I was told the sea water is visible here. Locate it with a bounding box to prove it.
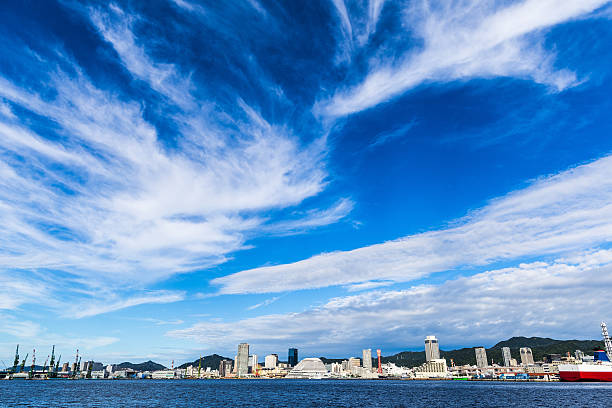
[1,379,611,407]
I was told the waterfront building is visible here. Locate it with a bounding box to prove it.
[265,354,278,369]
[502,347,512,366]
[425,336,440,361]
[575,350,585,361]
[510,358,518,366]
[348,357,360,368]
[381,362,412,378]
[288,348,298,367]
[362,349,372,371]
[475,347,488,368]
[237,343,249,377]
[520,347,535,365]
[414,359,448,379]
[151,370,178,379]
[62,363,69,372]
[286,358,329,379]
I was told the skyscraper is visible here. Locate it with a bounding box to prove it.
[425,336,440,361]
[475,347,488,368]
[502,347,512,366]
[288,348,298,367]
[237,343,249,377]
[265,354,278,369]
[362,349,372,370]
[219,360,232,377]
[520,347,534,365]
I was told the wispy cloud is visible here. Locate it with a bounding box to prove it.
[368,120,417,149]
[247,296,281,310]
[319,0,610,117]
[213,154,612,294]
[0,3,352,316]
[69,291,186,319]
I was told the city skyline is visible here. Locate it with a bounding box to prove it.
[1,0,612,363]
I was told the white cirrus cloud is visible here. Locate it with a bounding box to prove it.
[0,4,351,316]
[213,154,612,294]
[320,0,611,117]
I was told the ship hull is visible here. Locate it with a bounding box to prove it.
[559,365,612,382]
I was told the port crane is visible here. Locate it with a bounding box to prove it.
[20,353,28,373]
[602,322,612,360]
[49,345,55,376]
[30,349,36,379]
[12,345,19,373]
[55,355,61,373]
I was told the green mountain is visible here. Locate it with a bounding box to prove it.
[379,337,604,367]
[116,360,166,371]
[178,354,232,370]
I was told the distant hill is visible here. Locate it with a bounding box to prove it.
[377,337,604,367]
[178,354,232,370]
[116,360,166,371]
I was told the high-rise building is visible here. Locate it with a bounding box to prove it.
[520,347,534,365]
[362,349,372,371]
[250,354,258,373]
[237,343,249,377]
[425,336,440,361]
[475,347,488,368]
[288,348,298,367]
[575,350,585,361]
[265,354,278,369]
[348,357,360,367]
[219,360,232,377]
[502,347,512,366]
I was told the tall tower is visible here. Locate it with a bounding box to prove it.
[376,349,382,374]
[237,343,249,377]
[502,347,512,366]
[362,349,372,371]
[475,347,488,368]
[602,322,612,360]
[424,336,440,361]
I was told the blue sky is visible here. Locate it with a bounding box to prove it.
[1,0,612,366]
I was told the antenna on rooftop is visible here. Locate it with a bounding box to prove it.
[602,322,612,360]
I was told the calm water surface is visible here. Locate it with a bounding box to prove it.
[1,379,611,407]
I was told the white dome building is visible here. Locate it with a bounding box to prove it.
[286,358,329,379]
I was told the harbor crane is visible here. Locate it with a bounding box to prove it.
[49,345,56,375]
[20,353,28,373]
[30,349,36,379]
[55,355,61,373]
[12,345,19,373]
